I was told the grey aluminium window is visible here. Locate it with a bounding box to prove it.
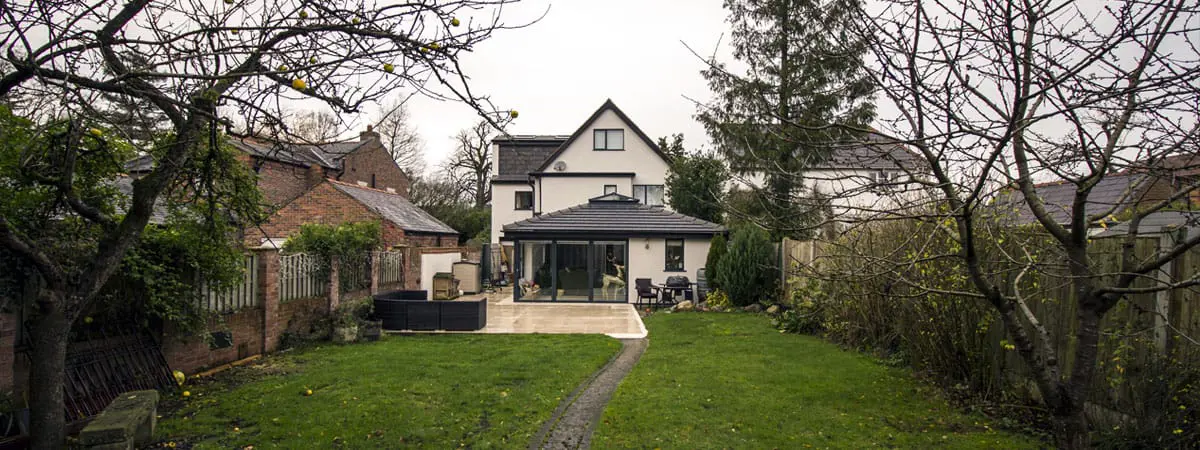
[633,184,665,206]
[665,239,685,271]
[514,191,534,210]
[593,129,624,150]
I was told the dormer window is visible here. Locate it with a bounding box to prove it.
[593,129,624,150]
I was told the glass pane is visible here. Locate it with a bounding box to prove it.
[648,185,665,206]
[556,241,590,301]
[519,241,553,300]
[593,130,605,149]
[593,241,627,302]
[604,185,617,195]
[607,130,624,149]
[665,240,684,271]
[516,191,533,209]
[633,185,647,204]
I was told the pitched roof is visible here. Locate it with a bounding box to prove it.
[328,181,458,235]
[112,176,169,224]
[1094,210,1199,237]
[997,173,1156,224]
[533,99,667,172]
[491,135,567,182]
[822,132,926,171]
[502,194,725,237]
[124,138,371,174]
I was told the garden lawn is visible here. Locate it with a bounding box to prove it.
[156,334,620,449]
[593,313,1045,449]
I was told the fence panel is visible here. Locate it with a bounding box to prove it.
[377,251,404,286]
[198,254,258,313]
[340,253,372,294]
[280,253,327,302]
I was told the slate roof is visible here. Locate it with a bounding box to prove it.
[328,181,458,235]
[1094,211,1200,237]
[112,176,169,224]
[996,173,1157,224]
[821,132,926,171]
[492,135,567,182]
[502,193,726,238]
[124,138,369,173]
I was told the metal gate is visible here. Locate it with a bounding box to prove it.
[60,325,176,420]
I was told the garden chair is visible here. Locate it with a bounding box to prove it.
[635,278,658,306]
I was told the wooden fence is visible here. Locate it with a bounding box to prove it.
[279,253,327,303]
[198,254,258,313]
[377,251,404,286]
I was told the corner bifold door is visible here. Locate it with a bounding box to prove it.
[515,240,627,302]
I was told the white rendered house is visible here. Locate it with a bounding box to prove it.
[490,99,725,303]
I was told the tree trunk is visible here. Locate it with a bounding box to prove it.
[28,293,71,450]
[1054,407,1089,450]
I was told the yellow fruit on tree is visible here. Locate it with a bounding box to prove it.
[352,17,361,25]
[451,18,460,26]
[429,42,440,50]
[88,128,103,137]
[309,57,317,64]
[224,0,233,4]
[182,391,191,397]
[298,10,308,19]
[292,79,307,90]
[277,65,288,71]
[509,110,519,119]
[230,29,239,34]
[383,63,394,73]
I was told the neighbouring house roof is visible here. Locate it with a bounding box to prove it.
[501,193,726,238]
[112,176,169,224]
[124,138,371,173]
[328,180,458,235]
[491,135,567,183]
[532,99,668,172]
[821,132,927,171]
[1093,210,1199,237]
[997,173,1158,225]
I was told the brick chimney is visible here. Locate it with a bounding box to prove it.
[360,125,380,143]
[306,163,326,188]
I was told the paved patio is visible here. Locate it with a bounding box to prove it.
[480,288,647,339]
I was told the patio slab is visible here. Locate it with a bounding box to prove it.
[482,301,647,339]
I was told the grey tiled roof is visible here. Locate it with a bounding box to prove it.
[492,135,567,182]
[329,181,458,235]
[1094,211,1199,237]
[997,173,1154,224]
[125,138,369,173]
[112,176,169,224]
[502,194,726,237]
[823,132,926,170]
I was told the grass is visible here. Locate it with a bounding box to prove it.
[592,313,1046,449]
[155,334,620,449]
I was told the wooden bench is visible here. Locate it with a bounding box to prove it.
[79,390,160,450]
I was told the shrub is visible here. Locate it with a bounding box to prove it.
[705,289,731,310]
[716,225,777,307]
[283,221,382,274]
[704,234,728,290]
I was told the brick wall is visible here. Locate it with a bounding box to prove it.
[161,308,265,375]
[337,139,411,198]
[405,233,460,249]
[250,159,331,208]
[248,182,395,246]
[0,313,14,394]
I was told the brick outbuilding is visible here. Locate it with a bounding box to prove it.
[248,179,459,249]
[128,127,411,208]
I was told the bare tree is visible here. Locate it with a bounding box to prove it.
[285,109,346,143]
[445,120,493,207]
[0,1,523,447]
[375,98,427,176]
[793,1,1200,447]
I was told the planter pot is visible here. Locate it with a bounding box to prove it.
[332,325,359,344]
[360,320,382,342]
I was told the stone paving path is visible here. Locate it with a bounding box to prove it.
[530,338,648,450]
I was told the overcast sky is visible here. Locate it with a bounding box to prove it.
[381,0,734,175]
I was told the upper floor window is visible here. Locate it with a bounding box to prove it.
[604,185,617,195]
[593,129,624,150]
[633,184,664,206]
[515,191,534,210]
